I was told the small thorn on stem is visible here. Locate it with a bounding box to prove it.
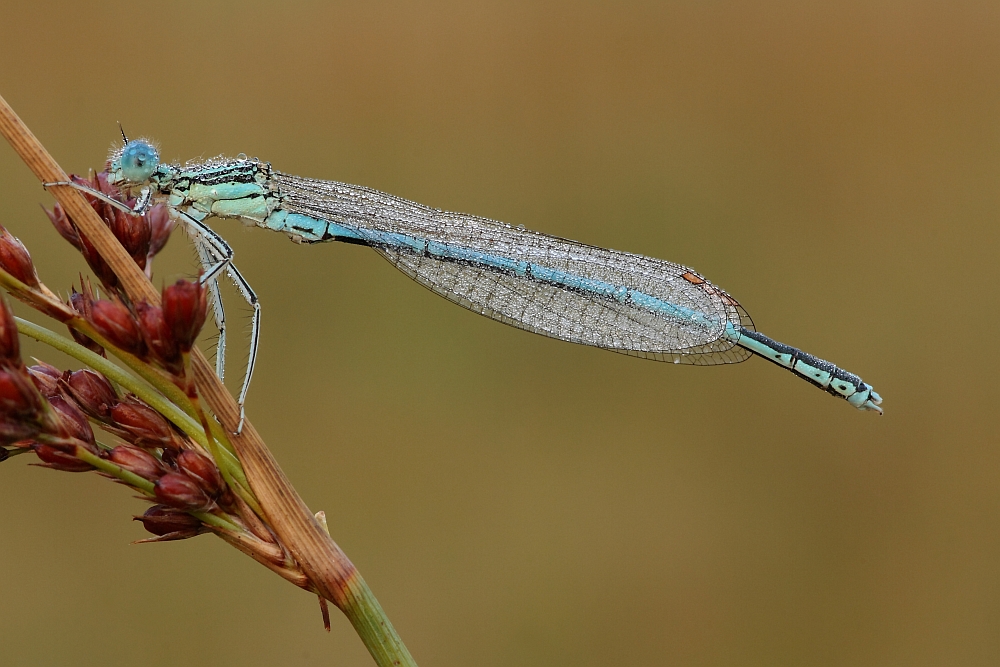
[318,596,331,632]
[314,510,330,536]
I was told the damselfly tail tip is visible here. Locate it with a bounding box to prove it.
[863,389,883,414]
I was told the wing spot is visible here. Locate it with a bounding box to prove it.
[681,271,705,284]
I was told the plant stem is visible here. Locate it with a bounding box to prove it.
[342,575,418,667]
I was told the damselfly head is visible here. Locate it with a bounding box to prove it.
[108,138,160,184]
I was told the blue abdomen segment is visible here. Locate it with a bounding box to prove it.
[735,327,882,412]
[264,210,722,328]
[264,209,346,242]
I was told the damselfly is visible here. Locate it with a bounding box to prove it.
[49,136,883,429]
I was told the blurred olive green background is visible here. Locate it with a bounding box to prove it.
[0,2,997,665]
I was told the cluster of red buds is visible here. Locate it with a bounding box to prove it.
[44,171,173,290]
[0,160,317,618]
[0,173,226,542]
[0,296,226,540]
[68,277,207,379]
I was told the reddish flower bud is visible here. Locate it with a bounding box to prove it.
[78,232,120,292]
[135,302,181,371]
[58,172,156,278]
[146,205,175,260]
[0,297,20,368]
[68,290,105,356]
[89,299,145,357]
[43,203,82,251]
[0,369,42,418]
[110,398,174,448]
[108,207,151,271]
[47,395,96,449]
[64,369,117,420]
[33,443,94,472]
[134,504,204,539]
[154,472,212,511]
[28,361,61,379]
[0,226,40,288]
[48,175,156,292]
[27,364,62,398]
[162,279,206,353]
[108,444,165,481]
[176,449,225,498]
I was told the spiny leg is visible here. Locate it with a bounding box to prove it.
[175,209,259,433]
[222,261,260,434]
[194,238,227,381]
[175,212,233,380]
[43,180,153,215]
[174,210,235,285]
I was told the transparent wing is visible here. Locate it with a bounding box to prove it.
[275,172,754,364]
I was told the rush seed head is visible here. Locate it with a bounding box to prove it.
[42,202,81,251]
[162,279,207,354]
[88,298,145,358]
[0,294,21,367]
[134,301,181,372]
[108,444,166,482]
[64,369,118,420]
[45,171,175,296]
[154,472,212,512]
[0,226,39,289]
[109,398,175,449]
[145,205,174,263]
[176,449,225,499]
[32,443,94,472]
[134,504,205,540]
[47,395,96,448]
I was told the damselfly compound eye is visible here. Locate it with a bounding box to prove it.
[120,140,159,182]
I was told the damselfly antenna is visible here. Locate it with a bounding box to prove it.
[119,122,128,144]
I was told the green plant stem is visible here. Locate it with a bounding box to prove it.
[2,447,31,458]
[341,574,418,667]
